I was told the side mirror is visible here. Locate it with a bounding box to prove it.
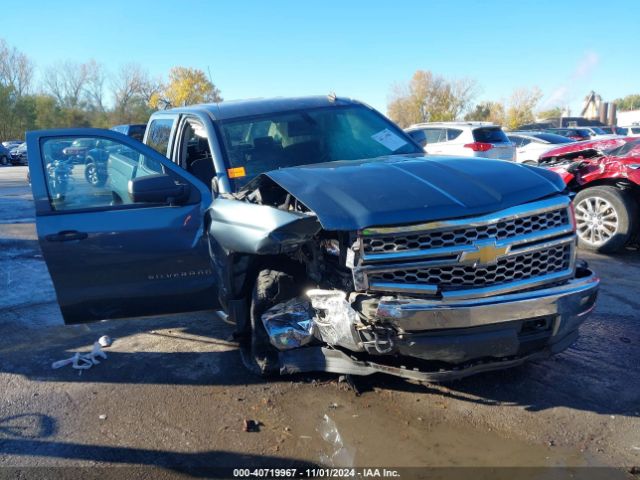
[128,174,189,204]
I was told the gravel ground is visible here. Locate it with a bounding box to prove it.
[0,165,638,479]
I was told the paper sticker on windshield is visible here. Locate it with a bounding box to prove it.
[371,129,407,152]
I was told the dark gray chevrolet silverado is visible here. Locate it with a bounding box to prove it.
[27,96,599,381]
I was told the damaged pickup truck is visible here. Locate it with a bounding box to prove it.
[27,96,599,381]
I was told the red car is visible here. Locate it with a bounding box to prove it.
[539,137,635,163]
[541,138,640,252]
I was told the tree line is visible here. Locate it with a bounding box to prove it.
[387,70,554,129]
[387,70,640,129]
[0,39,222,141]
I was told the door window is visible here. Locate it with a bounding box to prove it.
[41,135,173,211]
[146,118,174,156]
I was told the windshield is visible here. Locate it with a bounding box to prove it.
[589,127,607,135]
[219,105,421,189]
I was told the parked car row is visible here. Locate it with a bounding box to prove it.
[1,140,25,165]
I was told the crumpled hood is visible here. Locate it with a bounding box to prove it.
[265,155,566,231]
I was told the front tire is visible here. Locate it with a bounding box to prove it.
[241,269,303,376]
[84,160,106,187]
[0,155,8,166]
[574,186,638,253]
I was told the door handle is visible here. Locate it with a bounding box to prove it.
[46,230,89,242]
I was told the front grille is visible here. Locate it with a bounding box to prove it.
[353,197,576,298]
[363,208,568,255]
[368,244,571,290]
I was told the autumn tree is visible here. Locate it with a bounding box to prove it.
[536,106,563,120]
[504,87,542,130]
[464,101,505,125]
[151,66,222,109]
[387,70,477,128]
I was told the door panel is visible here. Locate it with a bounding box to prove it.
[27,128,217,324]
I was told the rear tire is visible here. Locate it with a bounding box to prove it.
[574,186,638,253]
[0,155,8,166]
[241,269,303,376]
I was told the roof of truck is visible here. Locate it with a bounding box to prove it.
[162,95,364,121]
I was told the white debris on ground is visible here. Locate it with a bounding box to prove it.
[51,339,111,372]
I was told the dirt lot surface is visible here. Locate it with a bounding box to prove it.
[1,165,639,479]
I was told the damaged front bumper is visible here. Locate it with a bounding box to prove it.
[266,267,599,382]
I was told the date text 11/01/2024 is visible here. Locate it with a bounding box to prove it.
[232,468,400,478]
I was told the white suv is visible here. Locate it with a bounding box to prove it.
[405,122,516,161]
[619,125,640,137]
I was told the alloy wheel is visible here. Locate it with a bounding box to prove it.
[86,164,99,185]
[574,196,619,246]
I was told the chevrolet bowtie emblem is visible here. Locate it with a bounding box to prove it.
[459,239,510,266]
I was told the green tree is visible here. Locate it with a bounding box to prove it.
[151,66,222,109]
[614,94,640,111]
[33,95,61,129]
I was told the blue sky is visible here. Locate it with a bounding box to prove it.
[4,0,639,115]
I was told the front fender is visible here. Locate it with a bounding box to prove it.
[208,198,321,255]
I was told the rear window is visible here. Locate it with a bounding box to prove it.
[473,127,508,143]
[128,125,146,141]
[447,128,463,141]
